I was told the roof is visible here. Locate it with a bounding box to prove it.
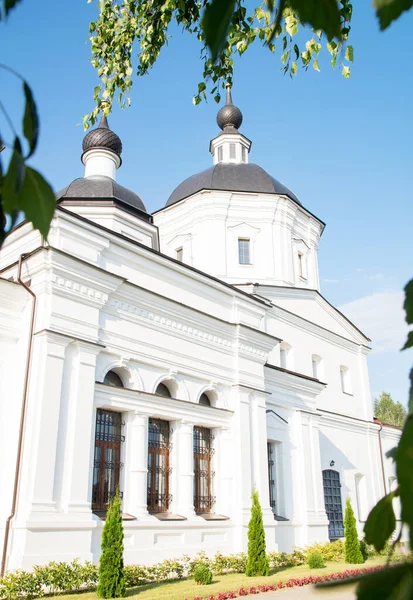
[374,417,402,430]
[56,176,147,214]
[164,163,302,208]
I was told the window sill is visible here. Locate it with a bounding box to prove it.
[151,512,187,521]
[273,514,289,522]
[94,511,137,521]
[238,263,253,267]
[197,513,229,521]
[342,391,354,397]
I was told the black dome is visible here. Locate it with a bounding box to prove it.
[56,176,147,213]
[217,104,243,130]
[82,115,122,158]
[166,163,301,207]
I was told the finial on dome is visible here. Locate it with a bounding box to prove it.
[216,83,243,131]
[82,112,123,159]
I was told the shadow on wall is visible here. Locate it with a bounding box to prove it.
[319,431,356,505]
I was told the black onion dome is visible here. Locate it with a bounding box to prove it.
[56,176,147,213]
[82,115,122,158]
[217,85,243,131]
[166,163,301,207]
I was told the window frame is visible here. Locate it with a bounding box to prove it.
[147,418,172,513]
[238,238,251,265]
[92,409,124,514]
[193,426,215,514]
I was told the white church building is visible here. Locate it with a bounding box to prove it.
[0,87,400,572]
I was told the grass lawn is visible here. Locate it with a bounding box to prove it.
[61,557,390,600]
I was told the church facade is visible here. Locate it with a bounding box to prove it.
[0,88,399,572]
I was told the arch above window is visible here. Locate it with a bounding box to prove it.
[199,393,211,407]
[155,382,172,398]
[104,370,124,388]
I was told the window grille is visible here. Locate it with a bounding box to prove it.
[322,469,344,539]
[218,146,223,162]
[92,409,124,512]
[147,419,172,512]
[238,238,251,264]
[267,442,277,514]
[193,426,215,513]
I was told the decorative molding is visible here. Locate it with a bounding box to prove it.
[51,273,109,305]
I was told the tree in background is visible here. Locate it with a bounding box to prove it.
[374,392,406,428]
[97,491,126,599]
[344,498,364,565]
[246,489,269,577]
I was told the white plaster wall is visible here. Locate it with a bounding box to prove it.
[154,190,323,290]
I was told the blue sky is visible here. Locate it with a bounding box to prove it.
[1,1,412,407]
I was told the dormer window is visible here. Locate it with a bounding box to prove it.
[238,238,251,264]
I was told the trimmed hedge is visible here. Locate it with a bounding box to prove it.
[0,541,392,599]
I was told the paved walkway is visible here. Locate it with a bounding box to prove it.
[256,583,357,599]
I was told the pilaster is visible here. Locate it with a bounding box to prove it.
[175,420,196,518]
[124,412,150,519]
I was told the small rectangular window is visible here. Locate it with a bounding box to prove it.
[176,247,183,262]
[218,146,223,162]
[230,143,236,159]
[298,252,304,278]
[238,238,251,264]
[268,442,277,514]
[242,146,247,163]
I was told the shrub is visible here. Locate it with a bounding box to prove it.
[344,498,364,564]
[0,570,43,600]
[193,564,213,585]
[307,553,325,569]
[245,490,269,577]
[97,491,126,598]
[304,540,345,562]
[359,539,369,563]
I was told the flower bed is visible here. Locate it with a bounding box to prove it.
[183,565,385,600]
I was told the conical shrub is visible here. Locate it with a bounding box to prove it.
[344,498,363,564]
[97,490,126,598]
[245,489,269,577]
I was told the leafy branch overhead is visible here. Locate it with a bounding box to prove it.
[85,0,354,126]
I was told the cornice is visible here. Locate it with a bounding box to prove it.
[318,410,380,435]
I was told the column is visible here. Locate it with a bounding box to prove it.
[175,420,196,518]
[213,427,233,517]
[124,412,150,519]
[57,341,103,515]
[25,331,70,515]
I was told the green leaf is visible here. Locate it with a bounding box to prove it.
[374,0,413,31]
[17,167,55,239]
[202,0,236,62]
[291,61,298,75]
[404,279,413,325]
[396,414,413,548]
[408,368,413,413]
[197,82,206,93]
[342,65,350,78]
[363,492,396,552]
[2,0,23,19]
[23,82,39,158]
[346,44,354,62]
[356,564,413,600]
[403,331,413,350]
[289,0,342,41]
[3,137,25,214]
[313,59,320,72]
[281,50,289,65]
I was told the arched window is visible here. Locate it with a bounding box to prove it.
[280,343,292,370]
[155,382,172,398]
[312,354,323,380]
[199,393,211,407]
[104,370,124,388]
